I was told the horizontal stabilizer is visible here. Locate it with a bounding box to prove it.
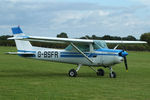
[6,52,35,55]
[8,36,29,40]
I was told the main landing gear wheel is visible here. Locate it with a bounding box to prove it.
[97,69,105,76]
[109,71,116,78]
[68,69,77,77]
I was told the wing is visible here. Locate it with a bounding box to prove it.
[8,35,147,44]
[8,36,93,44]
[105,40,147,44]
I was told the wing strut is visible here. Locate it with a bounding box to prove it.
[70,43,93,63]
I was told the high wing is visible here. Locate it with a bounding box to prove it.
[8,36,93,44]
[105,40,147,44]
[8,35,147,44]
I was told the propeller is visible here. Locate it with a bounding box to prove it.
[124,56,128,72]
[114,39,128,72]
[120,39,128,72]
[119,50,128,72]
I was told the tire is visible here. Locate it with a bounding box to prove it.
[109,72,116,78]
[97,69,104,76]
[68,69,77,77]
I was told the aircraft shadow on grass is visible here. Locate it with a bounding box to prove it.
[0,69,66,77]
[0,69,101,78]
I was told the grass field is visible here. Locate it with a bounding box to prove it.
[0,46,150,100]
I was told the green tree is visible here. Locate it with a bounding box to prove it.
[140,33,150,45]
[0,35,15,46]
[57,32,68,38]
[102,35,111,40]
[122,35,136,41]
[91,35,102,39]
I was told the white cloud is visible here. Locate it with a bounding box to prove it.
[132,0,150,6]
[98,10,110,16]
[139,0,150,4]
[0,0,150,38]
[51,10,109,24]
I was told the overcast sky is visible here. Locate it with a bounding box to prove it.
[0,0,150,38]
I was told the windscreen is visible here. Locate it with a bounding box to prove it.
[65,40,108,52]
[65,44,89,52]
[93,40,108,49]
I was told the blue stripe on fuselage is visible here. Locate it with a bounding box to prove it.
[95,48,122,53]
[60,53,118,58]
[18,50,36,53]
[60,52,89,55]
[60,49,121,58]
[17,50,36,57]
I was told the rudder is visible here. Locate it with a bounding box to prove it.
[11,26,33,51]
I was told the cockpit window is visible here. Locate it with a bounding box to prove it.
[93,40,108,49]
[65,40,108,52]
[65,44,89,52]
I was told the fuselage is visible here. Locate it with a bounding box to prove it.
[19,47,126,67]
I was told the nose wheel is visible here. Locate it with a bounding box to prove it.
[109,72,116,78]
[109,67,116,78]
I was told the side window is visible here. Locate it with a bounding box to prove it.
[78,45,89,52]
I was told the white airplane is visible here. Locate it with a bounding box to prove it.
[8,26,147,78]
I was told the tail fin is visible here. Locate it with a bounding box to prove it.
[11,26,33,51]
[12,26,23,35]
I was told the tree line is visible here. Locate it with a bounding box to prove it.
[0,32,150,51]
